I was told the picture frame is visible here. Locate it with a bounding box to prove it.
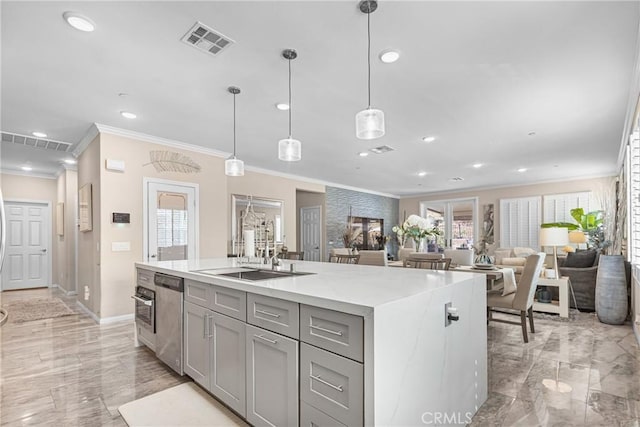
[79,183,92,232]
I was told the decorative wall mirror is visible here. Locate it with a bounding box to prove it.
[231,195,284,255]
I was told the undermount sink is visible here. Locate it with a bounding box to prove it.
[193,267,314,281]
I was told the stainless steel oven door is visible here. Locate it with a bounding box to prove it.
[132,286,155,333]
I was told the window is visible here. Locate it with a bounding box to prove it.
[499,196,541,248]
[630,130,640,264]
[543,191,593,224]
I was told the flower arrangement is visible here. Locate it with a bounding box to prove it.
[392,215,441,249]
[342,226,362,249]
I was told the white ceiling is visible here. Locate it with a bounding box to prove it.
[1,1,639,196]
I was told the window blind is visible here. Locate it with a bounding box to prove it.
[499,196,541,248]
[630,130,640,264]
[543,191,592,224]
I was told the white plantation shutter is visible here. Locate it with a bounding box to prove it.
[630,131,640,264]
[543,192,592,224]
[499,196,541,248]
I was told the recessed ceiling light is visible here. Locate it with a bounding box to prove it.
[275,103,290,111]
[358,152,369,157]
[32,131,47,138]
[422,136,436,143]
[517,168,527,172]
[21,166,32,171]
[418,171,427,177]
[379,49,400,63]
[473,163,483,168]
[63,12,95,32]
[120,111,137,119]
[64,159,77,165]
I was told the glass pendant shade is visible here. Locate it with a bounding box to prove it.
[356,107,385,139]
[225,156,244,176]
[278,138,301,162]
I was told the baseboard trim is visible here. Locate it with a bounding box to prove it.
[76,300,100,324]
[52,284,78,296]
[75,301,134,325]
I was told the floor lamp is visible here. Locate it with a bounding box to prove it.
[539,227,569,303]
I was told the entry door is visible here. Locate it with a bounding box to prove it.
[300,206,321,261]
[146,180,198,262]
[421,198,478,249]
[1,201,51,290]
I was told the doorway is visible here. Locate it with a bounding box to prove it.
[144,179,199,262]
[420,198,478,250]
[1,200,51,290]
[300,206,321,262]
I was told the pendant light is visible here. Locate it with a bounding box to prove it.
[225,86,244,176]
[278,49,301,162]
[356,0,385,140]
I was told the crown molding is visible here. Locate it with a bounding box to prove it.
[72,123,100,158]
[0,169,57,180]
[244,165,400,199]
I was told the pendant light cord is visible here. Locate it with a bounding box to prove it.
[288,57,292,138]
[233,92,237,157]
[367,6,371,109]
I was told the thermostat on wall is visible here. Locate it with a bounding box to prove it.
[112,212,130,223]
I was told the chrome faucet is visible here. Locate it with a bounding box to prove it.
[271,255,281,270]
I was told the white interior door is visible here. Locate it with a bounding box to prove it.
[145,180,198,262]
[1,200,51,290]
[421,198,478,249]
[300,206,321,262]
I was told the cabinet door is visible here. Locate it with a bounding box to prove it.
[211,312,246,417]
[246,324,299,427]
[183,301,211,389]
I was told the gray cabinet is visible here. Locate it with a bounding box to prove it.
[246,324,298,427]
[183,301,246,417]
[184,301,210,389]
[300,304,363,362]
[247,294,299,339]
[185,279,247,321]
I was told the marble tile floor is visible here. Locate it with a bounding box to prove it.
[2,288,639,426]
[470,310,640,426]
[0,288,188,426]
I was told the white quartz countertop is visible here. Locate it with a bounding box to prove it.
[136,258,483,315]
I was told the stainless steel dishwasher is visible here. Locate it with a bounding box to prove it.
[154,272,184,375]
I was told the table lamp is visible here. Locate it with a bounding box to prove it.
[569,230,587,250]
[538,227,568,303]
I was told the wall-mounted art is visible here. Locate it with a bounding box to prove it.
[144,150,201,173]
[79,183,92,232]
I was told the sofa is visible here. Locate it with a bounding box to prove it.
[556,249,600,312]
[491,247,545,281]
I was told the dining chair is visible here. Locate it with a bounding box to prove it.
[486,253,545,343]
[330,254,359,264]
[356,250,387,266]
[280,251,304,260]
[404,257,451,270]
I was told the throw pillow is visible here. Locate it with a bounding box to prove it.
[513,247,536,258]
[564,249,597,268]
[494,249,512,265]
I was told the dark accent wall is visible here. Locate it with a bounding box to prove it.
[325,186,399,258]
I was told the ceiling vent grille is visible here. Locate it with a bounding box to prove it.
[450,177,465,181]
[181,22,234,57]
[369,145,395,154]
[1,131,72,152]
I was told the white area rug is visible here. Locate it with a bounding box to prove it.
[118,382,248,426]
[1,297,75,323]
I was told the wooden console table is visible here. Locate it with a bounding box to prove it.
[533,277,569,318]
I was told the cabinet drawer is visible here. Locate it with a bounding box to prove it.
[247,294,299,339]
[137,268,154,286]
[184,280,246,321]
[300,401,347,427]
[300,305,363,362]
[300,343,363,427]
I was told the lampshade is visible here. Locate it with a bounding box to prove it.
[225,156,244,176]
[356,108,385,139]
[539,227,569,247]
[568,230,587,244]
[278,138,301,162]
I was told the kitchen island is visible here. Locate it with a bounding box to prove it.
[136,258,487,426]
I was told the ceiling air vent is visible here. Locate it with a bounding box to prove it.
[181,22,234,57]
[369,145,395,154]
[1,131,72,152]
[450,177,465,181]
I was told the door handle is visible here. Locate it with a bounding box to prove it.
[41,249,47,253]
[150,254,157,258]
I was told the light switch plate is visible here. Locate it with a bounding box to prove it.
[112,241,131,252]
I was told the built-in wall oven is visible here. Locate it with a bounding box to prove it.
[133,269,156,350]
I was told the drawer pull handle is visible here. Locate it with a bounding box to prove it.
[255,309,281,318]
[309,324,343,337]
[310,374,344,392]
[139,275,149,282]
[254,334,278,344]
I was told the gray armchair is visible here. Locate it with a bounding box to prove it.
[556,252,599,312]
